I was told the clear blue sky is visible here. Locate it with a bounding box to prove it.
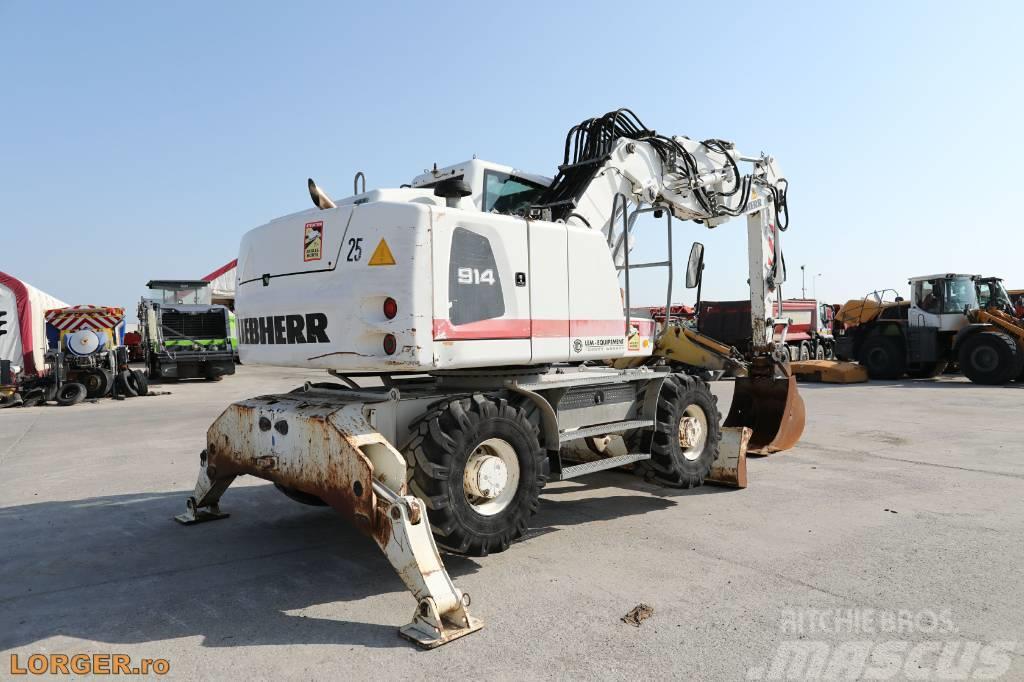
[2,1,1022,313]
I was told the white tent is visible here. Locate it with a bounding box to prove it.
[202,259,237,307]
[0,271,68,375]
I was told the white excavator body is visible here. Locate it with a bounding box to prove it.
[179,110,803,649]
[235,177,654,371]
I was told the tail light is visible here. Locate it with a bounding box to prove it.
[383,297,398,320]
[383,334,397,355]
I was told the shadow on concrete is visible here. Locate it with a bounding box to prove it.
[0,471,719,652]
[0,484,471,651]
[794,378,1023,390]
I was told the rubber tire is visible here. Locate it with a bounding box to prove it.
[22,389,46,407]
[958,332,1021,385]
[56,382,87,406]
[906,360,948,379]
[799,342,811,361]
[274,483,327,506]
[825,343,835,360]
[1,392,23,408]
[406,394,548,557]
[116,370,139,397]
[815,344,825,360]
[628,374,721,488]
[80,368,112,399]
[128,369,148,396]
[859,335,906,380]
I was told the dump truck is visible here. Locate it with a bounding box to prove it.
[176,109,805,646]
[697,298,836,362]
[138,280,236,381]
[834,274,1024,383]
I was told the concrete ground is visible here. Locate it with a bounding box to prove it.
[1,366,1022,680]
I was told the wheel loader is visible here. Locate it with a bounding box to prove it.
[176,109,806,647]
[834,274,1024,383]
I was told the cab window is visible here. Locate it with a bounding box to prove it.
[915,280,940,314]
[483,171,547,214]
[942,277,976,314]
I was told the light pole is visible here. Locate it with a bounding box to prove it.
[801,265,806,298]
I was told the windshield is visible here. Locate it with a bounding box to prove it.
[151,287,212,305]
[941,277,977,314]
[483,170,547,214]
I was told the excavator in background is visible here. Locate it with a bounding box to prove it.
[834,274,1024,384]
[175,109,804,647]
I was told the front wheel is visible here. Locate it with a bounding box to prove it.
[959,332,1021,385]
[406,394,548,557]
[630,375,721,488]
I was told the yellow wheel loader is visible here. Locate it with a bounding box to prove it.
[834,275,1024,384]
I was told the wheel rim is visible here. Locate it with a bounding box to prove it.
[463,438,520,516]
[970,345,999,373]
[84,372,102,392]
[677,404,709,461]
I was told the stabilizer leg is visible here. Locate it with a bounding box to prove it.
[371,480,483,648]
[175,449,236,524]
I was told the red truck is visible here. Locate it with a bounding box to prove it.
[697,298,837,361]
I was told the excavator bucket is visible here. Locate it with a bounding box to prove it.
[724,358,806,454]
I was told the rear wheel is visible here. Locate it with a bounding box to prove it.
[406,394,548,556]
[629,375,721,488]
[859,335,906,379]
[56,382,87,406]
[799,342,811,361]
[80,368,112,399]
[814,343,825,360]
[959,332,1021,385]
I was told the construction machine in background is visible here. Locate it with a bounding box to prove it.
[176,109,805,647]
[138,280,236,381]
[694,297,837,362]
[834,274,1024,384]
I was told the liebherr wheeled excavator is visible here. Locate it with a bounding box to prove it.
[176,110,805,647]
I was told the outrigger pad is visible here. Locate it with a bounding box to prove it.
[174,508,230,525]
[705,426,750,488]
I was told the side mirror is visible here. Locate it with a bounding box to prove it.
[685,242,705,289]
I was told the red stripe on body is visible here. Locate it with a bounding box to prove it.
[433,317,655,341]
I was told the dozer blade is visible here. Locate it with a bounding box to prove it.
[724,364,806,455]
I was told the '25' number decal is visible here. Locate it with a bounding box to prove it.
[346,238,363,262]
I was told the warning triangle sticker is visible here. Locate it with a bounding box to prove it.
[368,239,396,266]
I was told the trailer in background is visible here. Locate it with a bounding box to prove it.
[698,298,837,361]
